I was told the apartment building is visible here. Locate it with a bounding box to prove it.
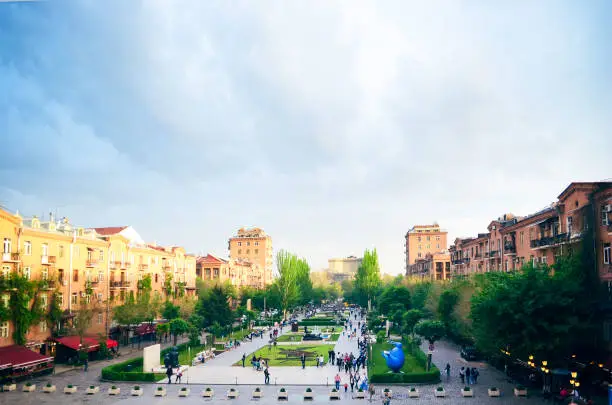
[449,182,612,280]
[228,227,273,286]
[0,208,197,351]
[326,256,362,282]
[196,254,266,289]
[407,251,451,280]
[404,224,447,274]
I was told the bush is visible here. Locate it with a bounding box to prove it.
[369,369,439,384]
[376,330,386,342]
[298,319,340,326]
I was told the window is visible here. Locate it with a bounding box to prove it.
[604,243,611,265]
[417,253,422,258]
[97,293,103,301]
[426,245,430,249]
[40,293,48,308]
[85,294,91,304]
[40,321,47,332]
[1,294,8,308]
[23,267,31,280]
[541,256,547,264]
[24,241,32,256]
[3,238,11,254]
[255,249,259,254]
[71,293,78,305]
[98,313,103,324]
[567,216,573,234]
[255,241,259,246]
[41,268,48,280]
[238,249,241,254]
[436,244,440,249]
[0,321,9,338]
[417,236,421,242]
[58,293,63,307]
[427,236,431,241]
[519,232,524,246]
[42,243,48,257]
[247,242,250,246]
[602,205,610,226]
[418,244,422,250]
[436,236,440,241]
[73,269,79,282]
[59,245,64,258]
[238,242,242,246]
[246,249,250,254]
[98,272,104,282]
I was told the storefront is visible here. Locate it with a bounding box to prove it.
[54,336,118,363]
[0,345,54,383]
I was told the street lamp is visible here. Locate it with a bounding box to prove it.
[542,360,548,367]
[571,371,578,379]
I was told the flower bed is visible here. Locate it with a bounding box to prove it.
[368,341,440,383]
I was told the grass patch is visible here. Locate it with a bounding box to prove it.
[235,344,331,367]
[368,341,440,383]
[276,334,303,342]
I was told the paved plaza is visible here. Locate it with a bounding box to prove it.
[0,312,548,405]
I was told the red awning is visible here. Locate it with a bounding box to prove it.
[55,336,118,351]
[135,324,155,336]
[0,345,53,368]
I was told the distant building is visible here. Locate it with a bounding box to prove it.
[196,254,266,289]
[407,251,451,280]
[327,256,362,282]
[228,227,273,286]
[405,224,448,274]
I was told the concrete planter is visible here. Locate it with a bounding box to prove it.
[488,388,500,397]
[43,384,56,393]
[86,386,100,395]
[108,386,121,395]
[278,389,289,400]
[434,388,446,398]
[408,389,419,398]
[154,387,167,397]
[304,389,314,400]
[22,384,36,392]
[131,387,143,396]
[63,385,77,394]
[330,389,341,400]
[3,384,16,392]
[227,388,239,399]
[355,390,366,399]
[202,388,214,398]
[514,388,527,397]
[462,388,474,397]
[179,388,190,397]
[252,388,263,398]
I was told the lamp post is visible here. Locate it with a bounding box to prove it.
[570,371,579,397]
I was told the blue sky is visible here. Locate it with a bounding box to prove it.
[1,1,611,275]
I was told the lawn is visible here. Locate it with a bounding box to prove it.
[368,342,426,375]
[234,344,332,367]
[276,334,304,342]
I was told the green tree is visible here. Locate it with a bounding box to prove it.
[410,282,432,310]
[162,301,180,320]
[169,318,191,345]
[275,250,302,319]
[354,248,382,307]
[377,285,411,315]
[402,309,423,336]
[414,319,445,344]
[47,291,64,336]
[74,298,101,347]
[197,285,232,327]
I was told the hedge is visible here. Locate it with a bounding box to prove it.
[299,320,341,326]
[101,358,160,382]
[369,369,440,384]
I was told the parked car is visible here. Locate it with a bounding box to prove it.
[460,346,481,361]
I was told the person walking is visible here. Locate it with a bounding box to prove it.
[350,373,355,392]
[368,384,375,402]
[472,367,479,384]
[335,373,341,390]
[301,353,306,369]
[83,357,88,372]
[176,369,183,384]
[166,366,173,384]
[444,363,451,380]
[264,366,270,385]
[459,366,465,384]
[465,367,471,385]
[242,353,246,368]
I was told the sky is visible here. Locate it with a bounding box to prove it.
[1,1,611,275]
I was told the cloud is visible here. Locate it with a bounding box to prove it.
[1,1,611,274]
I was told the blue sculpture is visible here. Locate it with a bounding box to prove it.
[382,341,405,373]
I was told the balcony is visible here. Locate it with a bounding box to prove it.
[110,281,131,289]
[162,265,172,272]
[86,279,100,287]
[488,250,499,258]
[138,263,149,271]
[474,253,482,259]
[530,233,569,249]
[41,255,56,265]
[504,242,516,254]
[122,262,131,269]
[41,280,57,290]
[109,262,118,269]
[2,252,20,263]
[86,259,99,268]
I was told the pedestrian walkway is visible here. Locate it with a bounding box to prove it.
[186,311,367,385]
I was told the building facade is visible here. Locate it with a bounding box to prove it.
[196,253,267,289]
[404,224,448,274]
[228,228,273,286]
[326,256,362,282]
[407,251,451,280]
[0,208,197,351]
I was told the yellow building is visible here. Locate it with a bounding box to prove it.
[404,224,448,274]
[326,256,362,282]
[228,227,273,286]
[0,208,197,350]
[196,254,265,289]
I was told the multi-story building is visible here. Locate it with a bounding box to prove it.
[407,251,451,280]
[228,228,273,286]
[196,254,266,289]
[404,224,448,274]
[327,256,362,282]
[0,208,197,352]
